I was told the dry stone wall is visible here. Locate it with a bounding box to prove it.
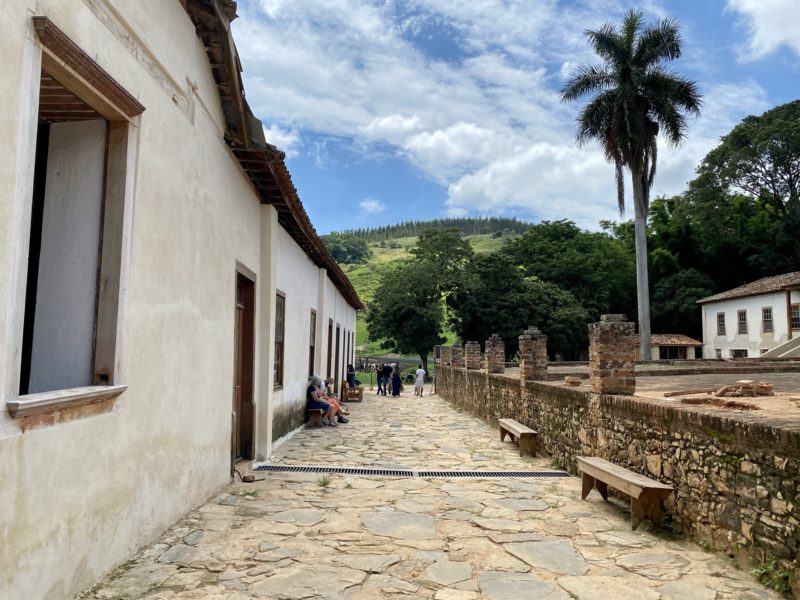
[437,365,800,594]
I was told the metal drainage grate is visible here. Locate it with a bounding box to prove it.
[253,465,569,478]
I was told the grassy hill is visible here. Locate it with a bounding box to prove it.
[340,232,517,356]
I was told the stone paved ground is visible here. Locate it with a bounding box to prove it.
[78,390,778,599]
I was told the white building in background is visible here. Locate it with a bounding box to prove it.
[0,2,360,598]
[698,272,800,359]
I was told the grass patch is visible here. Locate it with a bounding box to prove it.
[751,560,791,595]
[318,474,332,488]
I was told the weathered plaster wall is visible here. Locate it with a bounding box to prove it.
[437,366,800,593]
[0,2,260,598]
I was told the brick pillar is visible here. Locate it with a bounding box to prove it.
[451,344,465,369]
[440,346,452,367]
[519,326,548,381]
[464,341,481,370]
[588,314,636,395]
[485,334,505,373]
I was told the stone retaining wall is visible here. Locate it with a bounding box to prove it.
[437,366,800,595]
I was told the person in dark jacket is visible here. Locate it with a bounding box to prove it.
[391,366,402,397]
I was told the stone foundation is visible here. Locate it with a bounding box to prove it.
[440,346,452,367]
[486,334,505,374]
[436,366,800,596]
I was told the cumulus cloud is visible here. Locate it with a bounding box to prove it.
[233,0,774,228]
[726,0,800,60]
[262,124,301,158]
[359,198,387,214]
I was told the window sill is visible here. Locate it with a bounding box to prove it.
[7,385,127,418]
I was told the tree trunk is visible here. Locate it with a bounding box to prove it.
[632,170,652,361]
[420,354,428,376]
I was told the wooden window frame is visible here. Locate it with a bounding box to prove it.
[761,307,773,333]
[792,304,800,331]
[716,312,726,336]
[737,310,747,335]
[274,292,285,388]
[5,17,144,420]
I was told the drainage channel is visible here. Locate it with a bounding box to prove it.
[253,465,570,479]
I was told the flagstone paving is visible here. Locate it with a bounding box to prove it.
[78,390,778,599]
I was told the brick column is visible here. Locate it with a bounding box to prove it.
[440,346,452,367]
[519,326,548,381]
[485,334,505,373]
[464,341,481,370]
[588,314,636,395]
[451,344,465,369]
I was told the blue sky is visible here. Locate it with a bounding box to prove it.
[232,0,800,233]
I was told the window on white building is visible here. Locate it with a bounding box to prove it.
[762,307,773,332]
[737,310,747,335]
[716,313,726,336]
[792,304,800,331]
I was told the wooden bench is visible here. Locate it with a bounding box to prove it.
[498,418,538,457]
[343,382,363,402]
[577,456,673,530]
[306,408,324,427]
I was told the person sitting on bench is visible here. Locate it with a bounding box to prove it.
[322,377,349,423]
[307,375,337,427]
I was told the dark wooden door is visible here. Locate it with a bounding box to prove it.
[232,273,255,464]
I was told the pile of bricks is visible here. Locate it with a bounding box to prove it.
[485,334,505,374]
[451,344,465,369]
[464,341,481,370]
[588,314,636,396]
[715,380,774,397]
[519,327,547,381]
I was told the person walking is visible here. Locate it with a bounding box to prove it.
[376,363,386,395]
[391,365,402,397]
[381,362,393,396]
[414,364,426,397]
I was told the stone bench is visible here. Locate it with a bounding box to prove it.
[307,408,325,427]
[498,418,538,457]
[577,456,673,530]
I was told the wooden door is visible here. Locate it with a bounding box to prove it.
[232,273,255,464]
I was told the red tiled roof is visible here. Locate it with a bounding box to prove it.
[651,334,702,347]
[697,272,800,305]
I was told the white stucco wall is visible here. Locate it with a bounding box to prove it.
[701,291,800,358]
[1,3,257,598]
[0,4,360,598]
[269,226,357,442]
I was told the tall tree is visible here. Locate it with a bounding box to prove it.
[560,9,701,359]
[366,263,444,371]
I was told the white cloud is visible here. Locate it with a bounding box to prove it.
[262,124,301,158]
[726,0,800,60]
[234,0,769,228]
[359,198,386,214]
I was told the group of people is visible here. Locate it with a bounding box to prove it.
[306,375,350,427]
[376,363,427,397]
[306,362,429,427]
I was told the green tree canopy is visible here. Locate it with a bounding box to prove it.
[501,220,636,321]
[365,262,444,369]
[447,253,590,359]
[321,233,371,264]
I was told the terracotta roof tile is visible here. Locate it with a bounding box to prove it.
[651,334,703,347]
[697,272,800,305]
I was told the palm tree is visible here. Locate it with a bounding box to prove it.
[560,9,701,360]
